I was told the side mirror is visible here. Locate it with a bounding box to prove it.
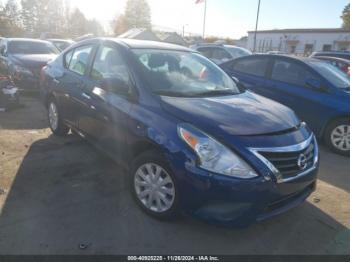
[101,78,131,97]
[305,78,326,92]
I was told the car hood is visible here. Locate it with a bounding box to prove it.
[11,54,57,68]
[160,91,300,136]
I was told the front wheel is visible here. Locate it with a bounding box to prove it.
[325,119,350,156]
[131,150,179,219]
[48,99,69,136]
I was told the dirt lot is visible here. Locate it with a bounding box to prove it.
[0,96,349,255]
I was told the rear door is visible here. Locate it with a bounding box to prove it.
[264,58,331,131]
[224,56,270,91]
[78,42,134,161]
[58,44,96,126]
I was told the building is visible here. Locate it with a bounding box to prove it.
[157,32,188,46]
[118,28,160,41]
[247,28,350,55]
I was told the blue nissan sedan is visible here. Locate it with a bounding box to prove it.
[221,54,350,156]
[40,39,319,226]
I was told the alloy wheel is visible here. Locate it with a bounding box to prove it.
[48,102,58,131]
[331,125,350,151]
[134,163,175,213]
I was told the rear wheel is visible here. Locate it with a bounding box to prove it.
[131,150,179,219]
[48,99,69,136]
[325,119,350,156]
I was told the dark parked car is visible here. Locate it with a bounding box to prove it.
[40,38,318,226]
[314,56,350,76]
[221,54,350,156]
[310,51,350,60]
[0,38,59,91]
[47,39,75,52]
[191,43,252,64]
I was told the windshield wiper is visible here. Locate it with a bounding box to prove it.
[194,89,236,97]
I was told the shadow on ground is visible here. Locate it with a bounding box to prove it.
[0,134,349,255]
[0,96,48,130]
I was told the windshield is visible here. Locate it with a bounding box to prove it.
[225,46,252,58]
[132,49,240,97]
[8,41,59,55]
[309,61,350,90]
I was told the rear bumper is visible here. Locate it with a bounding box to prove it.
[13,74,39,91]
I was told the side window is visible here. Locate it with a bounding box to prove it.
[211,48,231,61]
[90,45,131,93]
[197,47,213,59]
[64,49,74,68]
[68,45,93,76]
[233,58,269,77]
[271,59,316,86]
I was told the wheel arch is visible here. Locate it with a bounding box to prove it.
[321,115,350,139]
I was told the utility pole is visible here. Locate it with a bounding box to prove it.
[203,0,207,39]
[253,0,261,52]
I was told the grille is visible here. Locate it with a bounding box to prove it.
[258,139,315,180]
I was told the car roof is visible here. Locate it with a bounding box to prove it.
[231,54,323,65]
[48,39,74,43]
[6,38,52,44]
[314,56,350,63]
[77,37,191,52]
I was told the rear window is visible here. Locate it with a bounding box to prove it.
[8,41,59,55]
[309,61,350,89]
[233,57,269,77]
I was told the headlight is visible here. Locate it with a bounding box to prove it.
[13,64,33,75]
[178,123,258,179]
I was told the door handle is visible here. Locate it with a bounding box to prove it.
[82,92,91,100]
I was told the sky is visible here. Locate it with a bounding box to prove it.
[69,0,349,39]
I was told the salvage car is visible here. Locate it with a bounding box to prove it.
[40,38,319,226]
[313,56,350,76]
[221,54,350,156]
[191,43,252,64]
[47,39,75,52]
[0,38,59,91]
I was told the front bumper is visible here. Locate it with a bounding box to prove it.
[167,129,319,227]
[176,164,317,227]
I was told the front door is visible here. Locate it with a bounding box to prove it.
[78,43,134,161]
[264,58,330,132]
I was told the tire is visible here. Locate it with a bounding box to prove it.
[47,99,69,136]
[324,118,350,156]
[130,150,179,220]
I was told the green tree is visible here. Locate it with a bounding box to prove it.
[124,0,151,30]
[341,3,350,28]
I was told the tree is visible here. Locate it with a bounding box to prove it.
[341,3,350,28]
[67,8,88,37]
[4,0,22,27]
[87,19,105,37]
[124,0,151,30]
[0,0,23,36]
[21,0,39,35]
[113,14,128,35]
